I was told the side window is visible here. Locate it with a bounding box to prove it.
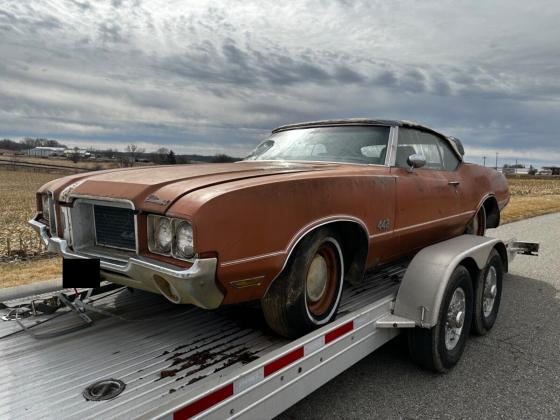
[417,132,444,170]
[396,128,459,171]
[436,137,460,170]
[396,128,443,170]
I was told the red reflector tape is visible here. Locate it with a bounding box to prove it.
[325,321,354,344]
[264,347,304,377]
[174,383,234,420]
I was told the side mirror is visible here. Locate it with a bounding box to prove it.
[407,154,426,172]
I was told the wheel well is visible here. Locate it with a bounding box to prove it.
[459,257,480,290]
[459,243,508,300]
[327,222,369,285]
[493,242,509,273]
[482,196,500,228]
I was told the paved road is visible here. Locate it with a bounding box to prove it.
[279,213,560,419]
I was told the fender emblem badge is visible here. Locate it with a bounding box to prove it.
[145,194,171,206]
[377,219,390,231]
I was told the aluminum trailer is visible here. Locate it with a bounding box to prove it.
[0,235,538,419]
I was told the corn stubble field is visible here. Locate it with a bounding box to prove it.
[1,169,560,288]
[0,170,63,287]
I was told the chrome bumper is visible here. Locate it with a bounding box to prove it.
[28,218,224,309]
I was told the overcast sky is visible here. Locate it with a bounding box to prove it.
[1,0,559,166]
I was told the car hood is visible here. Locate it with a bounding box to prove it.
[51,161,338,213]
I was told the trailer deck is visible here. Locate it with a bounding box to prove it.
[0,261,408,419]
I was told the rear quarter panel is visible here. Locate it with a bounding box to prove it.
[456,163,510,220]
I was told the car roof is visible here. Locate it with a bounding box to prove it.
[271,118,463,161]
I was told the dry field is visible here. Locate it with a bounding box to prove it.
[501,177,560,223]
[0,170,63,288]
[0,155,119,170]
[1,170,559,288]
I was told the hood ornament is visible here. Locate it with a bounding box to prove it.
[145,194,170,206]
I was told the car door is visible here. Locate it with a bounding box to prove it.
[390,127,461,253]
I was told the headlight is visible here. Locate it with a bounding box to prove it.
[148,215,195,260]
[42,194,50,221]
[148,215,173,254]
[155,217,173,252]
[173,220,194,259]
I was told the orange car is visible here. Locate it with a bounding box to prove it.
[29,119,509,337]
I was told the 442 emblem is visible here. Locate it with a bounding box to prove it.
[377,218,390,231]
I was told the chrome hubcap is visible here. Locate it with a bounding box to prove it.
[483,266,498,318]
[306,254,328,302]
[445,287,466,350]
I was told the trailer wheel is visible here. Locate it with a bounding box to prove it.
[408,265,473,372]
[261,228,344,338]
[472,249,503,335]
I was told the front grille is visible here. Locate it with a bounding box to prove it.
[94,205,136,251]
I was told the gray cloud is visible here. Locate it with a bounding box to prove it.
[98,21,127,43]
[0,0,558,166]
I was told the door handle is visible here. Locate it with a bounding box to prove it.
[448,181,460,186]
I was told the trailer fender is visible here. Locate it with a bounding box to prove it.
[393,235,504,328]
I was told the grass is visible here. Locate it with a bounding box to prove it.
[1,170,559,288]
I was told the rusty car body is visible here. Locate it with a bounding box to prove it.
[29,119,509,337]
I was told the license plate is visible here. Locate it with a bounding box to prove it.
[63,258,100,289]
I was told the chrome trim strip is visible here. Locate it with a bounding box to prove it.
[220,251,286,267]
[386,126,398,167]
[238,159,387,167]
[393,210,475,234]
[369,231,394,239]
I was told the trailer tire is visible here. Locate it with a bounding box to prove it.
[472,249,503,336]
[261,228,344,338]
[408,265,473,373]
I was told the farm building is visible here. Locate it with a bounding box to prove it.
[542,166,560,176]
[26,146,66,157]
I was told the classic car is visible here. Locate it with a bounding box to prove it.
[29,119,509,337]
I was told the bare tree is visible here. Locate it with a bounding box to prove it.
[125,144,145,165]
[154,147,170,164]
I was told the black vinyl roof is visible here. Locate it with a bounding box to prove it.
[271,118,463,160]
[273,118,437,133]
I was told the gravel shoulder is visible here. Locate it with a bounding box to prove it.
[279,212,560,419]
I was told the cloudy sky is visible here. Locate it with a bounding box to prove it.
[1,0,559,166]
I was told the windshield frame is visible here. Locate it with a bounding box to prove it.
[243,124,397,167]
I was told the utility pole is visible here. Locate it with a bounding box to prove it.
[483,156,486,166]
[495,152,499,170]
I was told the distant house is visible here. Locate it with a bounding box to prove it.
[542,166,560,176]
[26,147,66,157]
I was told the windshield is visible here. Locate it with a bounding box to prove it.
[244,126,391,164]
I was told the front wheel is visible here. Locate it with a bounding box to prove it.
[261,228,344,338]
[408,265,473,372]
